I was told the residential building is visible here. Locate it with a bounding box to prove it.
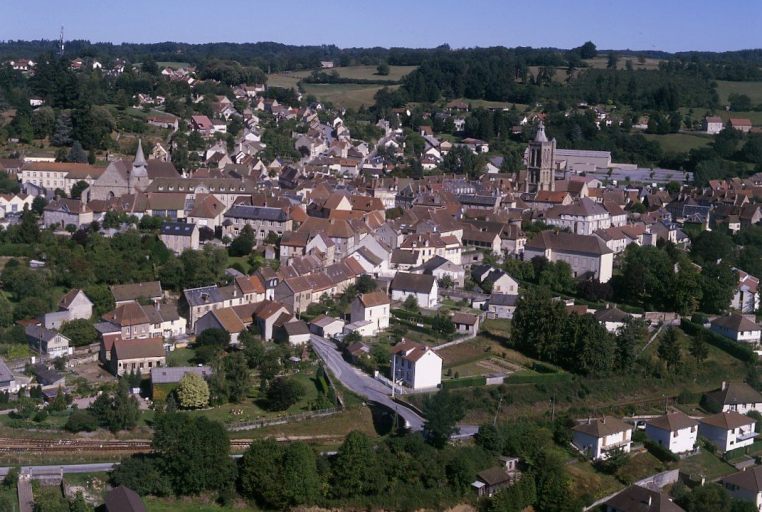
[0,357,17,392]
[350,291,390,336]
[43,289,93,330]
[43,198,94,228]
[111,281,163,305]
[644,411,698,454]
[471,457,521,497]
[572,416,633,460]
[452,312,480,336]
[732,268,760,314]
[545,197,612,235]
[309,315,345,338]
[222,205,292,243]
[524,231,614,283]
[390,272,439,308]
[594,307,632,334]
[109,337,166,376]
[391,339,442,389]
[159,221,199,254]
[486,293,519,319]
[722,466,762,511]
[25,324,72,359]
[710,314,761,346]
[730,118,753,133]
[699,412,756,452]
[100,300,185,340]
[703,382,762,415]
[705,116,724,135]
[104,485,147,512]
[604,485,685,512]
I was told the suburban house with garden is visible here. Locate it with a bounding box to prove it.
[572,416,633,460]
[698,411,757,453]
[644,411,698,454]
[391,339,442,390]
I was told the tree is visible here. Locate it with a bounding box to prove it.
[422,388,465,448]
[225,351,250,403]
[65,409,98,432]
[67,141,88,163]
[195,328,230,349]
[700,263,736,314]
[512,287,567,364]
[437,275,454,290]
[658,327,682,372]
[265,377,305,411]
[69,180,89,200]
[691,230,735,266]
[616,318,647,371]
[229,225,255,256]
[330,431,384,498]
[60,319,99,347]
[69,492,93,512]
[176,372,210,409]
[356,274,378,294]
[690,331,709,367]
[403,295,419,313]
[32,195,47,215]
[88,379,139,431]
[578,41,597,59]
[152,414,235,495]
[376,62,390,76]
[110,454,171,496]
[51,112,73,146]
[431,314,456,337]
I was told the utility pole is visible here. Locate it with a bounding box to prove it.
[58,26,65,57]
[391,353,396,399]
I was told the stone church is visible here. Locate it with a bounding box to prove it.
[85,141,179,201]
[524,122,556,193]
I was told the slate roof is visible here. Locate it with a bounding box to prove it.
[704,382,762,407]
[390,272,436,294]
[722,465,762,493]
[526,230,612,256]
[0,358,13,385]
[104,485,147,512]
[160,222,195,237]
[111,282,162,303]
[224,204,287,222]
[184,285,225,307]
[150,366,211,384]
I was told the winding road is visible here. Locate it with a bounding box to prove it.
[310,334,478,438]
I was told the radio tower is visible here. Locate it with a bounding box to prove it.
[58,26,65,57]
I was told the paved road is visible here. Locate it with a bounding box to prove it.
[310,334,479,439]
[0,462,117,478]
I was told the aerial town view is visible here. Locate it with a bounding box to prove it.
[0,0,762,510]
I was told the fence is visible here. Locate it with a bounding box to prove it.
[227,408,340,432]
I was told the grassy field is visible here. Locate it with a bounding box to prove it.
[584,55,664,71]
[266,73,301,89]
[166,347,196,367]
[679,450,736,480]
[643,133,713,153]
[301,83,398,109]
[566,460,623,501]
[328,65,417,82]
[228,404,376,440]
[716,80,762,105]
[145,496,251,512]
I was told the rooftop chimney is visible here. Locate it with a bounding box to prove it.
[722,381,728,391]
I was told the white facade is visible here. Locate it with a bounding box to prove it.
[350,299,390,336]
[392,349,442,389]
[699,416,756,453]
[645,424,697,454]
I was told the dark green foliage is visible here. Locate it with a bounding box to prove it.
[110,454,171,496]
[88,379,139,432]
[265,377,305,411]
[152,413,235,495]
[657,327,682,372]
[330,430,385,498]
[64,409,98,432]
[681,320,755,363]
[228,225,255,256]
[422,389,466,448]
[59,319,98,347]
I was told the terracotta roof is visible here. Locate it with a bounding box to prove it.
[358,291,390,308]
[211,307,246,333]
[112,337,165,360]
[59,289,87,310]
[451,312,478,325]
[102,302,150,327]
[111,282,162,303]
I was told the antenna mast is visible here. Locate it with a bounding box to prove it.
[58,26,65,57]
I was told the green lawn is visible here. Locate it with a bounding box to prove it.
[328,65,417,82]
[643,133,712,154]
[145,496,251,512]
[679,450,736,480]
[716,80,762,105]
[266,73,301,89]
[166,347,196,367]
[301,83,399,110]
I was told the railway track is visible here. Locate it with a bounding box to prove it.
[0,435,344,454]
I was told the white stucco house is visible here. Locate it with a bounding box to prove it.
[644,411,698,454]
[390,272,438,308]
[699,412,756,453]
[350,291,390,336]
[572,416,633,461]
[391,339,442,390]
[711,314,761,347]
[43,289,93,330]
[309,315,345,338]
[722,466,762,511]
[703,382,762,415]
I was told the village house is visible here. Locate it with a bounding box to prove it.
[350,291,390,336]
[43,198,94,229]
[391,339,442,390]
[111,281,163,305]
[710,314,761,346]
[452,312,480,336]
[722,466,762,511]
[0,193,33,216]
[603,485,685,512]
[703,382,762,415]
[159,221,199,254]
[25,324,72,359]
[732,268,760,314]
[593,307,632,334]
[730,118,753,133]
[705,116,724,135]
[99,300,186,341]
[194,303,258,345]
[276,319,311,345]
[471,456,521,497]
[486,293,519,320]
[43,289,93,330]
[390,272,439,308]
[544,197,612,235]
[699,411,756,452]
[109,337,166,376]
[524,231,614,283]
[0,358,17,393]
[644,411,698,454]
[222,205,292,243]
[572,416,633,460]
[309,315,345,339]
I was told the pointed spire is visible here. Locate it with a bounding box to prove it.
[534,122,548,143]
[133,139,147,168]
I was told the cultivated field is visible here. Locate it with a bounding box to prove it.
[643,133,713,153]
[716,80,762,105]
[301,83,400,109]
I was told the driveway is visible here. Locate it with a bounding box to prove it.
[310,334,479,439]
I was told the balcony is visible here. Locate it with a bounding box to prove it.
[602,440,631,451]
[736,431,757,442]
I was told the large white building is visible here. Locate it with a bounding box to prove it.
[524,231,614,283]
[699,412,756,453]
[572,416,633,461]
[350,291,390,336]
[644,411,698,454]
[544,198,611,235]
[391,339,442,390]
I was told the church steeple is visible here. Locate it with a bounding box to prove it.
[129,139,150,193]
[525,122,556,193]
[133,139,147,172]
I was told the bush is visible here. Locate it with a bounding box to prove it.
[441,376,485,389]
[644,440,679,462]
[265,377,305,411]
[677,389,700,405]
[65,409,98,432]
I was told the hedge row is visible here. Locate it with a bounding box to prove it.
[644,440,679,462]
[441,376,487,389]
[680,320,756,363]
[505,372,572,386]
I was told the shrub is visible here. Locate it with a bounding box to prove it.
[65,409,98,432]
[644,440,679,462]
[265,377,305,411]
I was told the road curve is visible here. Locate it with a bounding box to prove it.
[310,334,426,431]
